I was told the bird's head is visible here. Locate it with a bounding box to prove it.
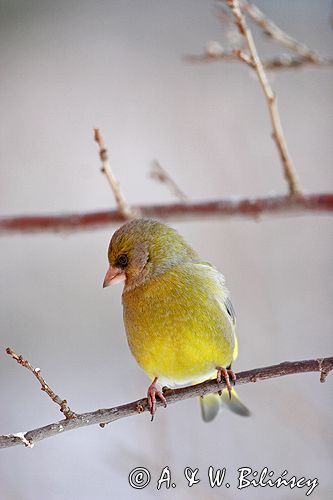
[103,218,197,290]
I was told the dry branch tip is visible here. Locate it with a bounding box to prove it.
[150,161,188,201]
[6,347,76,420]
[94,128,135,219]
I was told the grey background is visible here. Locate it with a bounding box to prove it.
[1,1,332,499]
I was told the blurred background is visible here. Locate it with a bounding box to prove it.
[1,0,332,498]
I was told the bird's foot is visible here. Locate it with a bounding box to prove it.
[216,366,236,399]
[147,377,167,421]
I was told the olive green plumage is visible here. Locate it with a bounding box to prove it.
[105,218,249,421]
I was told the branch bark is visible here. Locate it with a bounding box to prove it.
[1,193,332,234]
[1,356,332,450]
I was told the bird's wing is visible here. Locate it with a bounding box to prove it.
[192,261,238,361]
[193,261,236,326]
[224,296,236,326]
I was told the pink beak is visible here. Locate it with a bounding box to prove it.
[103,266,125,288]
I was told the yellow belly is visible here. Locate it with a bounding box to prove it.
[128,326,234,387]
[122,264,236,386]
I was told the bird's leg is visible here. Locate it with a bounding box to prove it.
[216,365,236,399]
[147,377,167,421]
[226,364,236,386]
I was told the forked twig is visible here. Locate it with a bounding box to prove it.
[186,1,333,70]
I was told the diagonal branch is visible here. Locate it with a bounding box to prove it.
[226,0,301,196]
[0,193,332,234]
[243,1,320,60]
[6,348,76,420]
[1,356,332,450]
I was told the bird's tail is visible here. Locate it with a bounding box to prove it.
[200,388,250,422]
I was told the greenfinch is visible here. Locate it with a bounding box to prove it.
[103,218,249,421]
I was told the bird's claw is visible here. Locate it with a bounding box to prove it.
[147,377,167,421]
[216,366,236,399]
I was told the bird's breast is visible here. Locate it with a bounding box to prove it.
[122,266,235,384]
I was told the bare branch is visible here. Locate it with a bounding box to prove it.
[6,348,76,420]
[94,128,134,219]
[243,1,320,60]
[226,0,301,196]
[185,50,333,70]
[1,356,332,450]
[263,53,333,70]
[186,1,333,70]
[150,161,188,201]
[0,193,332,234]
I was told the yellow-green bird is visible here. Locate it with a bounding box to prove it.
[103,218,249,421]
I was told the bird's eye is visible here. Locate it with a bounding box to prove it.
[116,254,128,268]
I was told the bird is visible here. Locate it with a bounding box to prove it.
[103,218,250,421]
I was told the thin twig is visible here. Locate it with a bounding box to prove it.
[6,348,76,420]
[184,42,238,65]
[185,50,333,70]
[0,193,332,234]
[243,1,319,61]
[94,128,134,219]
[1,356,332,449]
[226,0,301,196]
[150,161,188,201]
[263,54,333,70]
[233,48,255,67]
[186,1,333,70]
